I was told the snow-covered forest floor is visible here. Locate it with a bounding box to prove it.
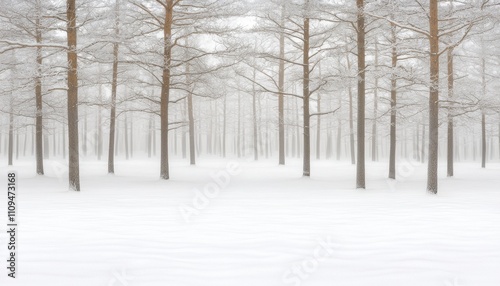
[1,158,500,286]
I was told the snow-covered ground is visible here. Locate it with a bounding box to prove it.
[1,157,500,286]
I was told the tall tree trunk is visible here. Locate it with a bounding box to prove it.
[316,93,321,160]
[389,22,397,180]
[278,2,286,165]
[295,95,300,158]
[152,115,156,156]
[237,83,241,158]
[372,40,379,162]
[182,98,187,159]
[347,56,355,165]
[302,14,311,177]
[222,95,227,157]
[336,118,342,160]
[108,0,120,174]
[160,0,173,180]
[252,68,258,161]
[8,92,14,166]
[44,134,49,159]
[16,131,19,160]
[482,112,486,168]
[97,84,103,160]
[31,125,34,156]
[124,112,129,160]
[67,0,80,191]
[35,5,44,174]
[481,55,487,168]
[356,0,366,188]
[416,123,420,162]
[23,127,28,157]
[63,123,66,159]
[130,112,134,158]
[148,115,153,158]
[257,92,263,157]
[52,127,56,157]
[427,0,439,194]
[447,48,454,177]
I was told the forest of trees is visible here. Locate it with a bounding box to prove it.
[0,0,499,193]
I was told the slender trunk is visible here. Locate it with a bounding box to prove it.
[35,6,44,174]
[8,92,14,166]
[389,22,397,180]
[108,0,120,174]
[303,14,311,177]
[148,115,152,158]
[67,0,80,191]
[237,84,241,158]
[130,112,133,158]
[31,125,34,156]
[97,84,103,160]
[347,56,355,165]
[295,95,300,158]
[160,0,173,180]
[447,48,454,177]
[372,40,379,162]
[52,127,56,157]
[252,68,258,161]
[152,116,156,156]
[115,120,120,156]
[222,95,227,157]
[124,112,129,160]
[16,131,19,160]
[182,98,187,159]
[427,0,439,194]
[316,93,321,160]
[23,127,27,157]
[278,2,286,165]
[63,124,66,159]
[356,0,366,188]
[416,123,420,162]
[44,134,49,159]
[257,92,263,157]
[482,112,486,168]
[336,118,342,160]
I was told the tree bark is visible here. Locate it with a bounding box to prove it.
[356,0,366,188]
[302,13,311,177]
[372,40,379,162]
[316,92,321,160]
[252,68,258,161]
[389,22,397,180]
[427,0,439,194]
[67,0,81,191]
[347,57,355,165]
[8,92,14,166]
[482,112,486,168]
[447,48,454,177]
[278,2,286,165]
[124,111,129,160]
[108,0,120,174]
[160,0,173,180]
[35,6,44,174]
